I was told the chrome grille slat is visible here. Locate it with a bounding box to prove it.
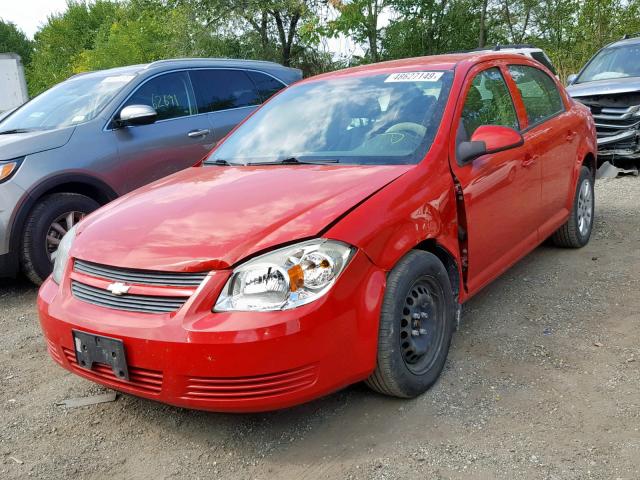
[577,101,640,146]
[74,259,207,287]
[72,286,185,309]
[71,281,187,314]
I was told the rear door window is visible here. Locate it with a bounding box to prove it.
[246,71,287,102]
[190,69,261,113]
[507,65,564,126]
[460,67,519,139]
[122,72,194,121]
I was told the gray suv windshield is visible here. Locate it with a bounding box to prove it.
[207,71,453,165]
[0,73,135,132]
[578,44,640,83]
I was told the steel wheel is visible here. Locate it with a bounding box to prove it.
[399,276,446,376]
[46,211,85,261]
[366,250,455,398]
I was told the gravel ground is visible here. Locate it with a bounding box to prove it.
[1,176,639,480]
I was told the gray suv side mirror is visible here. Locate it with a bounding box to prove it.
[566,74,578,85]
[117,105,158,127]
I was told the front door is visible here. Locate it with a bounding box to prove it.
[111,71,216,193]
[449,64,542,294]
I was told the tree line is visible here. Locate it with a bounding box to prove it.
[1,0,640,97]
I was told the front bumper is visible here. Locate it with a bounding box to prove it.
[0,180,27,275]
[37,250,386,412]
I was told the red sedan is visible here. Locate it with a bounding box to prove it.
[38,52,597,412]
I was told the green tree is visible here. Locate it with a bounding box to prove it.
[184,0,322,66]
[27,0,123,95]
[328,0,389,62]
[0,20,33,64]
[75,0,196,71]
[381,0,484,59]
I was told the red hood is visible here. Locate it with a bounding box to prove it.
[73,165,410,271]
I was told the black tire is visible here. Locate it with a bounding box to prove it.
[366,251,455,398]
[21,193,100,285]
[551,166,594,248]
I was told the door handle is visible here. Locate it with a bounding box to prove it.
[187,129,210,138]
[522,154,539,168]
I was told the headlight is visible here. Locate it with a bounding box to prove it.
[214,239,355,312]
[52,225,77,284]
[0,157,24,183]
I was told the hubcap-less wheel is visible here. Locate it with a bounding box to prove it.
[399,277,446,375]
[46,211,85,261]
[576,178,593,236]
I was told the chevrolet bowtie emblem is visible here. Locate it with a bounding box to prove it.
[107,282,130,296]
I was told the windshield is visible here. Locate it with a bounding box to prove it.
[578,44,640,83]
[0,73,136,132]
[206,71,453,165]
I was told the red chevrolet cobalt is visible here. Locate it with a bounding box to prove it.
[38,53,597,412]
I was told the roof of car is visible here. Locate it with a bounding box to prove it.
[306,51,529,81]
[68,58,299,82]
[606,36,640,48]
[144,57,293,71]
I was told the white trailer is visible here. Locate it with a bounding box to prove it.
[0,53,28,114]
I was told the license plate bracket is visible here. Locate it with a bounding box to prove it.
[72,330,129,381]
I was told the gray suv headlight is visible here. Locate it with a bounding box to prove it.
[52,226,77,284]
[214,239,354,312]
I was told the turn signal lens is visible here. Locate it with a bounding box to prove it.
[0,162,18,182]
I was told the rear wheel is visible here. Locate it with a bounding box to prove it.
[551,166,594,248]
[21,193,100,285]
[366,251,455,398]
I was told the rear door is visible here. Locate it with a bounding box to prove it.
[449,64,542,294]
[111,71,216,193]
[189,69,267,142]
[506,64,578,236]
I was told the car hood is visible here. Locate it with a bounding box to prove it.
[73,164,412,272]
[0,126,75,160]
[567,76,640,98]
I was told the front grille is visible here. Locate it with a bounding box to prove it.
[63,347,163,394]
[182,364,318,401]
[580,103,640,148]
[71,280,188,314]
[74,259,207,287]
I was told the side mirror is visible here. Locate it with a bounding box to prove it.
[566,74,578,85]
[458,125,524,164]
[116,104,158,127]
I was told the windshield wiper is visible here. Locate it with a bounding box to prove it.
[246,157,340,165]
[0,128,39,135]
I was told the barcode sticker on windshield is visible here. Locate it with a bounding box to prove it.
[385,72,444,83]
[101,75,135,84]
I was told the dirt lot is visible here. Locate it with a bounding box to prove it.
[1,176,639,480]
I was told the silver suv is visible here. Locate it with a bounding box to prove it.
[0,58,301,284]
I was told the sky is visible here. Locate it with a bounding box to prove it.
[1,0,68,38]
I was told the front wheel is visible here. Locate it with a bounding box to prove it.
[551,166,594,248]
[21,193,100,285]
[366,251,455,398]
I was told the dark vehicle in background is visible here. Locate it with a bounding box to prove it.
[470,44,558,76]
[567,35,640,166]
[0,58,301,284]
